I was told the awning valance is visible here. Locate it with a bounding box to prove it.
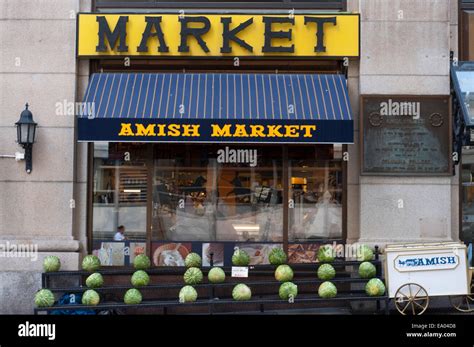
[77,73,353,144]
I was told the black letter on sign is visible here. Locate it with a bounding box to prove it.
[304,17,337,53]
[262,17,295,53]
[96,16,129,52]
[220,17,254,53]
[137,16,169,53]
[178,16,211,53]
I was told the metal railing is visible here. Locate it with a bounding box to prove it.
[35,253,389,315]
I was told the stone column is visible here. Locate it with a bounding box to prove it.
[0,0,90,313]
[356,0,458,247]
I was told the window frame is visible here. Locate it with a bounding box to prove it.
[87,142,348,260]
[92,0,347,11]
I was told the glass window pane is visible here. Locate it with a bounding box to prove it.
[462,146,474,241]
[288,145,343,241]
[455,70,474,123]
[215,146,283,242]
[462,11,474,60]
[20,124,29,143]
[152,144,283,242]
[92,142,148,266]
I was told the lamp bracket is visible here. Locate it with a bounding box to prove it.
[0,152,25,161]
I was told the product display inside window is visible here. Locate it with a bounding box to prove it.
[152,144,283,243]
[288,145,343,241]
[91,142,343,266]
[92,143,148,265]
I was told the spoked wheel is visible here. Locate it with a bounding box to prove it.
[395,283,429,315]
[449,284,474,313]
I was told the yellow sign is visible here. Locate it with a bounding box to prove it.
[77,13,359,58]
[117,123,318,138]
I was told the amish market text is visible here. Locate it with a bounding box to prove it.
[118,123,318,138]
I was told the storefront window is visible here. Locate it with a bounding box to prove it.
[288,145,343,241]
[89,143,344,266]
[461,10,474,60]
[462,146,474,241]
[92,143,148,266]
[152,144,283,243]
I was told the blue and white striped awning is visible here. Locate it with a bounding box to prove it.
[78,73,353,143]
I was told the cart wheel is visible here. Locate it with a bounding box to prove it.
[449,284,474,313]
[395,283,429,315]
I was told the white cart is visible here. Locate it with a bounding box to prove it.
[384,242,473,315]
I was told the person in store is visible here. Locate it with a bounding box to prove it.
[113,225,127,241]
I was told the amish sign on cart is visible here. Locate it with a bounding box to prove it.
[394,252,459,272]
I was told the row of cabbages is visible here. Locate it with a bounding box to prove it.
[35,254,152,307]
[179,245,385,302]
[314,245,386,298]
[181,251,252,301]
[35,245,386,308]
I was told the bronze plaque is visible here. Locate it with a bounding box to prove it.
[361,96,451,175]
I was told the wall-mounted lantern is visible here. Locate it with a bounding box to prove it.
[15,103,37,173]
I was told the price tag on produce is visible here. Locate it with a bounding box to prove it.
[231,266,249,278]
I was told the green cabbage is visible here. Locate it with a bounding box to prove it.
[82,255,101,272]
[208,267,226,283]
[131,270,150,287]
[82,289,100,305]
[318,281,337,298]
[269,248,287,265]
[85,273,104,288]
[185,253,202,268]
[358,262,376,279]
[317,264,336,280]
[124,288,142,304]
[133,254,151,270]
[275,265,294,282]
[232,249,250,266]
[365,278,386,296]
[183,267,203,285]
[317,245,335,262]
[357,245,374,262]
[232,284,252,301]
[34,289,55,307]
[43,256,61,272]
[279,282,298,300]
[179,285,198,303]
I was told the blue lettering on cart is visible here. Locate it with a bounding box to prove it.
[447,256,456,264]
[424,258,436,266]
[398,256,457,267]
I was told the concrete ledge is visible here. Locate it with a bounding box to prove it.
[0,251,79,271]
[0,238,80,252]
[361,0,449,22]
[360,75,450,95]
